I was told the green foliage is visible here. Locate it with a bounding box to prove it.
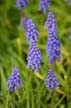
[0,0,71,108]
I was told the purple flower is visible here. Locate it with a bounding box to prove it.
[45,12,56,29]
[46,28,61,64]
[27,43,42,72]
[16,0,29,11]
[23,18,39,44]
[38,0,50,14]
[8,67,22,92]
[45,12,61,64]
[45,69,59,91]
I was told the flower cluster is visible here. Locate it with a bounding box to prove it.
[27,43,42,72]
[45,12,56,29]
[45,12,61,64]
[8,67,22,92]
[24,19,39,44]
[38,0,50,14]
[16,0,29,11]
[46,28,61,64]
[45,69,59,91]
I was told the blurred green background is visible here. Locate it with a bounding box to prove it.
[0,0,71,108]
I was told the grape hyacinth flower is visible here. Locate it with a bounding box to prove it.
[38,0,50,14]
[23,18,39,44]
[46,28,61,64]
[45,69,59,91]
[16,0,29,11]
[69,28,71,40]
[45,12,56,29]
[27,43,42,72]
[45,12,61,64]
[8,67,22,92]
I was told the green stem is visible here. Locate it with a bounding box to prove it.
[51,89,54,108]
[27,71,33,108]
[51,60,56,108]
[5,92,10,108]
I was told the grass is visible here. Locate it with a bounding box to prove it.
[0,0,71,108]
